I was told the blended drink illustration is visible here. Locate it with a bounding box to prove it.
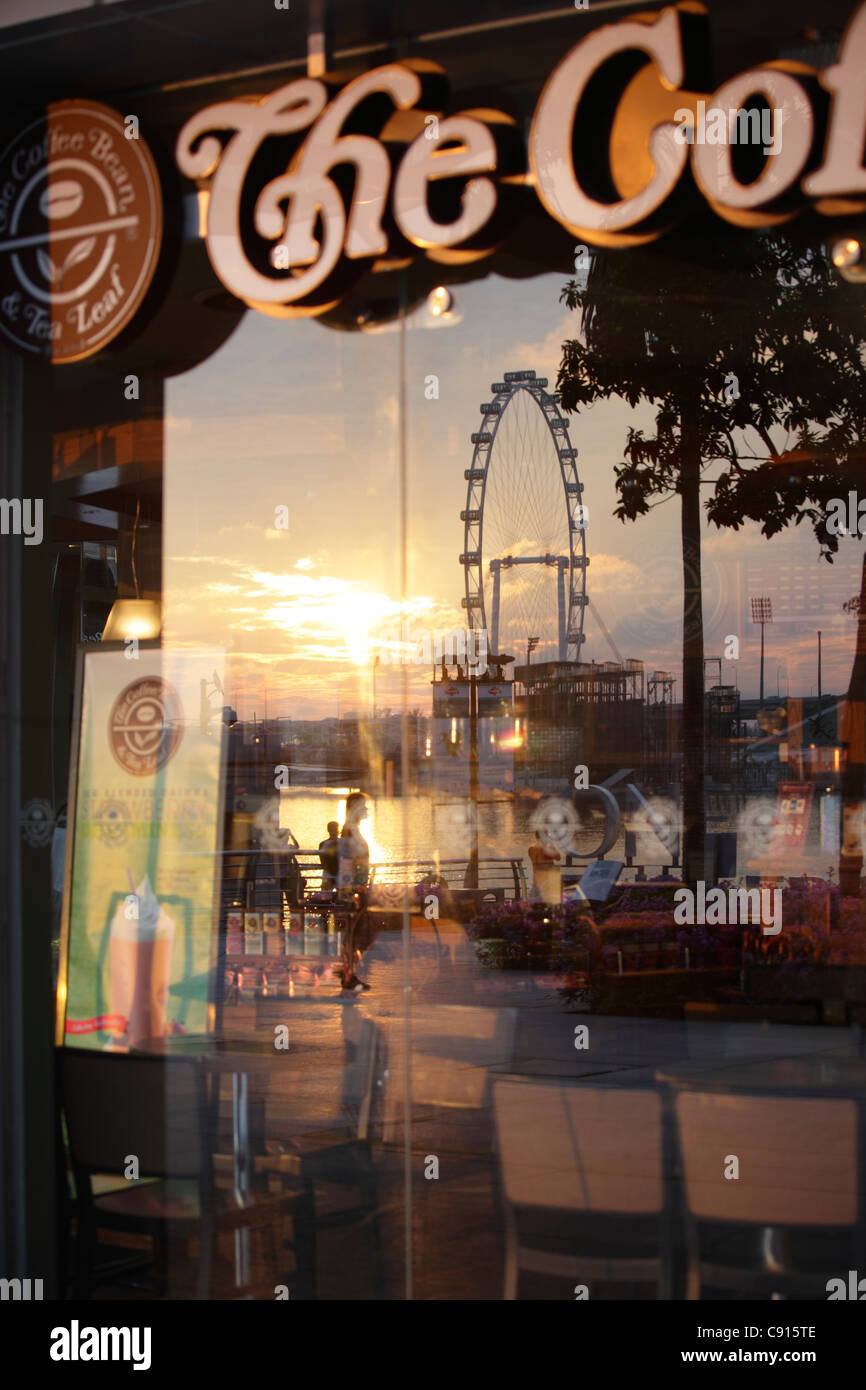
[107,874,175,1048]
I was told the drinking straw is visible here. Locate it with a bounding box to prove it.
[126,866,136,895]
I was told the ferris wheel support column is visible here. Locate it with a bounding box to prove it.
[490,560,501,654]
[468,672,479,889]
[557,559,567,662]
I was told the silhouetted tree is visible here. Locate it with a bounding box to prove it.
[559,220,866,885]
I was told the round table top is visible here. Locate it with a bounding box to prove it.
[133,1033,282,1068]
[655,1053,866,1095]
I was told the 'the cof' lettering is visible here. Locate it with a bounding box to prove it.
[176,1,866,312]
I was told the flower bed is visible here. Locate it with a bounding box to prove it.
[745,897,866,1011]
[599,882,682,918]
[781,878,839,932]
[468,890,866,1018]
[466,899,600,972]
[468,897,751,973]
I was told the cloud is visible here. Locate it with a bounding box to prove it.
[585,552,644,591]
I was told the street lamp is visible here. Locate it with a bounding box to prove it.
[750,597,772,707]
[524,637,540,777]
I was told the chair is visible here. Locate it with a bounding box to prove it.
[381,1004,518,1147]
[675,1091,864,1299]
[220,851,256,914]
[57,1046,314,1299]
[253,1013,385,1297]
[493,1078,673,1299]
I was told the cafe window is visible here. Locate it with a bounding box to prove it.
[2,0,866,1311]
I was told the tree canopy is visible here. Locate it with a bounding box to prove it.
[560,223,866,550]
[558,216,866,881]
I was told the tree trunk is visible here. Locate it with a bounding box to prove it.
[839,552,866,896]
[680,403,705,885]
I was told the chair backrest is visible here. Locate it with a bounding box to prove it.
[382,1005,517,1137]
[57,1047,209,1183]
[676,1091,859,1227]
[493,1078,665,1215]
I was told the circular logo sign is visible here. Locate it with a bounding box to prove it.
[0,100,162,363]
[20,797,55,848]
[94,798,130,848]
[109,677,183,776]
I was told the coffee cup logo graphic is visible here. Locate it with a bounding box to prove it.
[0,100,162,362]
[109,677,183,776]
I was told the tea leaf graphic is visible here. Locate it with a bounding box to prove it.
[63,236,96,272]
[36,248,58,284]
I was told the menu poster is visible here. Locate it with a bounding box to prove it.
[57,646,226,1049]
[770,782,815,856]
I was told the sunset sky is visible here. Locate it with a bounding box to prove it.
[163,269,865,723]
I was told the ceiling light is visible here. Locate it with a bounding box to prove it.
[832,237,862,269]
[102,598,162,642]
[830,235,866,282]
[427,286,453,317]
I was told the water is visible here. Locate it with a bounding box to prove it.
[279,789,538,866]
[279,784,841,887]
[279,786,640,889]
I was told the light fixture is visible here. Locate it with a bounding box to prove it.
[830,235,866,283]
[750,594,772,711]
[832,237,862,269]
[427,285,453,317]
[102,496,161,642]
[101,597,161,641]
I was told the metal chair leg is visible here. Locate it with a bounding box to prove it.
[360,1174,384,1298]
[75,1205,96,1300]
[292,1183,317,1299]
[503,1206,519,1301]
[197,1219,214,1300]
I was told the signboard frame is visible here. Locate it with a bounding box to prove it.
[55,640,226,1048]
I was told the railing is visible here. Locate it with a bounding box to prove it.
[367,857,528,900]
[219,849,528,908]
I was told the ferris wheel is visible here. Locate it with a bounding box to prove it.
[460,370,589,663]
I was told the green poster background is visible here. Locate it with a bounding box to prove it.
[61,646,225,1047]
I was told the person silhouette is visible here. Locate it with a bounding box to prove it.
[318,820,340,892]
[337,792,372,993]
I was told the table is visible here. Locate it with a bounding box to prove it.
[134,1033,279,1289]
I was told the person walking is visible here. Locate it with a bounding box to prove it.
[337,792,372,993]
